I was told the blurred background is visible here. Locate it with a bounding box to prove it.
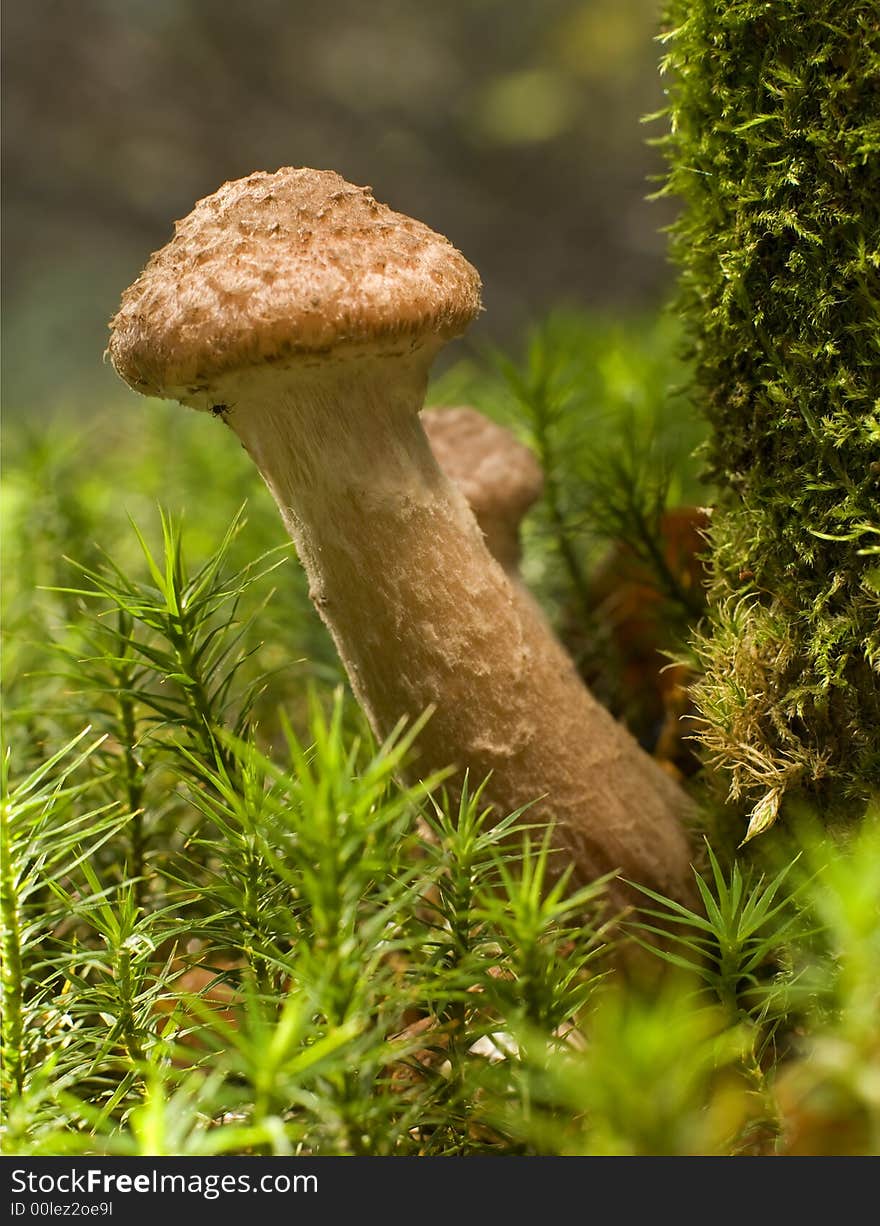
[2,0,676,412]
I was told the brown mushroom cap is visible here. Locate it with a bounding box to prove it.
[421,405,543,527]
[421,405,543,571]
[107,168,482,401]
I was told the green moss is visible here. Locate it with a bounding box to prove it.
[658,0,880,831]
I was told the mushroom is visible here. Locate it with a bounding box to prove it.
[108,167,695,913]
[420,406,543,577]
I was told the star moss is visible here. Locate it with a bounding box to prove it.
[658,1,880,833]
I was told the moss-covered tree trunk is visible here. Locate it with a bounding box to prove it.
[660,1,880,837]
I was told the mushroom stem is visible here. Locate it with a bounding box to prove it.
[223,347,696,912]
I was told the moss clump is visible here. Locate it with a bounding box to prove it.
[658,0,880,834]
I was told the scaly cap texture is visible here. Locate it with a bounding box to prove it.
[108,168,482,399]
